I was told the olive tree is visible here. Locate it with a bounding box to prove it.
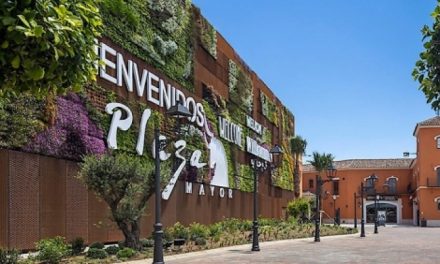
[78,153,160,250]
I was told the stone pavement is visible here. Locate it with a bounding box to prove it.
[125,225,440,264]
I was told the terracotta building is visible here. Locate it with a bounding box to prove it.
[303,116,440,227]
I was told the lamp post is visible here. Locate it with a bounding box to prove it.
[353,192,357,229]
[359,173,378,239]
[153,102,191,264]
[314,163,338,242]
[332,194,337,225]
[251,144,283,252]
[368,174,379,235]
[360,182,365,237]
[374,194,379,234]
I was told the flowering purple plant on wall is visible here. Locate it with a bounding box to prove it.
[24,93,106,160]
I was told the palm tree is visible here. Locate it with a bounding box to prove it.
[309,152,335,176]
[290,136,307,198]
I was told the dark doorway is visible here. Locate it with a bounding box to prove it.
[366,203,397,223]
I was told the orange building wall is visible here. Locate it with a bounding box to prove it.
[303,168,413,223]
[415,127,440,186]
[414,126,440,226]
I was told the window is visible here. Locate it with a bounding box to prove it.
[365,178,374,189]
[333,181,339,195]
[437,137,440,149]
[438,201,440,211]
[387,177,397,194]
[308,179,314,189]
[437,168,440,186]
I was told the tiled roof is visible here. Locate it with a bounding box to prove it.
[417,116,440,127]
[302,158,414,172]
[413,116,440,135]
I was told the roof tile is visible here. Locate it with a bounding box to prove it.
[303,158,413,172]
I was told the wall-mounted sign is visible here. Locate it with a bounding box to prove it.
[218,116,242,147]
[97,41,206,128]
[185,181,233,199]
[246,115,262,135]
[246,137,271,162]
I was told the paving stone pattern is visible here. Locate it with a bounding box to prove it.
[125,225,440,264]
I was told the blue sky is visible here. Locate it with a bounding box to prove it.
[192,0,438,161]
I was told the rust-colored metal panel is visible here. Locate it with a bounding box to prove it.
[9,151,40,250]
[0,150,9,248]
[88,190,111,243]
[39,156,66,239]
[65,162,88,242]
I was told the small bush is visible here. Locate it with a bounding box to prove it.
[208,223,221,237]
[0,248,19,264]
[116,247,136,260]
[140,239,154,248]
[188,222,208,241]
[86,248,108,259]
[89,242,104,249]
[117,241,125,249]
[194,237,207,246]
[36,236,69,264]
[105,245,120,255]
[169,222,189,240]
[69,237,84,255]
[287,198,311,220]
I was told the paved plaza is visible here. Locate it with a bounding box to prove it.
[127,225,440,264]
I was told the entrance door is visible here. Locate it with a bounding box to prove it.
[366,203,397,224]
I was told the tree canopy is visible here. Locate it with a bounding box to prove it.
[309,152,334,175]
[0,0,102,97]
[413,1,440,110]
[78,152,170,249]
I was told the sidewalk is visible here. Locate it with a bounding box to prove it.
[122,232,360,264]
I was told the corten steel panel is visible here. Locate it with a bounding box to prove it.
[0,150,9,248]
[194,61,229,98]
[39,156,66,239]
[65,162,88,242]
[140,198,155,239]
[107,222,123,243]
[88,190,109,243]
[161,181,178,229]
[9,151,40,250]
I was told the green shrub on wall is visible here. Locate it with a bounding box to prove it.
[0,93,46,149]
[0,0,102,97]
[228,60,253,113]
[101,0,195,92]
[198,14,217,59]
[260,92,279,126]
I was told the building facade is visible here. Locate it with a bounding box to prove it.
[0,2,297,249]
[303,116,440,227]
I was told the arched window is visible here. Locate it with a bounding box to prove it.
[435,135,440,149]
[386,177,397,194]
[437,167,440,186]
[434,197,440,210]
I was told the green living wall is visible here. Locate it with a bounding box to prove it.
[0,0,296,193]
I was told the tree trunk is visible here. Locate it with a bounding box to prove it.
[116,220,142,250]
[294,155,300,198]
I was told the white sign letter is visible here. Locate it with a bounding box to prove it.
[105,103,133,149]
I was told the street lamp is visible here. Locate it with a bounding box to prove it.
[374,194,380,234]
[359,173,378,238]
[153,102,191,264]
[353,192,358,229]
[314,163,339,242]
[251,144,283,252]
[332,194,337,225]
